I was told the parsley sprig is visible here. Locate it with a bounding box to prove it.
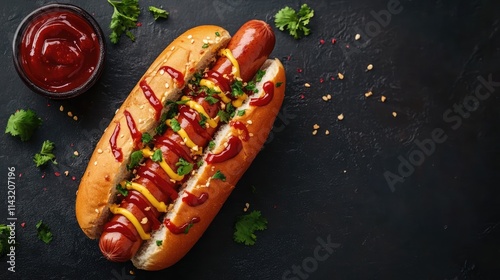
[5,109,42,141]
[33,140,57,168]
[107,0,140,44]
[234,210,268,246]
[274,4,314,39]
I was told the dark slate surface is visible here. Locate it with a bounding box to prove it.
[1,0,499,279]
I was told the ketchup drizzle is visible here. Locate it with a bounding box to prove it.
[230,121,249,141]
[250,81,274,106]
[182,191,209,207]
[139,80,163,121]
[124,110,142,148]
[109,122,123,162]
[179,105,212,140]
[206,136,243,164]
[127,191,162,230]
[164,217,200,234]
[155,135,193,163]
[137,165,179,200]
[160,66,185,88]
[204,70,230,93]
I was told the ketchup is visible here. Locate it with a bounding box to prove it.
[19,9,101,93]
[164,217,200,234]
[206,136,243,164]
[182,191,209,207]
[124,110,142,148]
[110,123,123,162]
[160,66,185,88]
[250,81,274,106]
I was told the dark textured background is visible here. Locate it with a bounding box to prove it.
[1,0,500,279]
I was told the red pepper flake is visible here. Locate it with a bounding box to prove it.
[19,173,22,178]
[319,39,325,45]
[46,102,51,107]
[300,94,305,99]
[346,44,350,48]
[72,176,76,181]
[319,77,325,83]
[287,55,292,61]
[70,143,74,147]
[331,38,337,44]
[43,187,47,191]
[54,172,61,177]
[273,205,278,209]
[297,68,303,73]
[41,172,46,179]
[136,22,142,27]
[331,76,335,81]
[21,222,26,228]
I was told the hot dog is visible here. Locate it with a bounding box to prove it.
[75,20,286,270]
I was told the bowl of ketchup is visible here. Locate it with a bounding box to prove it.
[13,3,105,99]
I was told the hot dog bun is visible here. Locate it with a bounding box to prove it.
[132,58,286,270]
[76,25,231,239]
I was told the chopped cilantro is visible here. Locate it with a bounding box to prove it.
[127,150,143,170]
[156,240,163,246]
[233,210,268,246]
[176,158,193,176]
[255,70,266,82]
[184,223,194,234]
[170,119,181,132]
[151,149,163,162]
[217,110,230,123]
[33,140,57,168]
[205,96,219,105]
[202,43,209,49]
[155,112,169,135]
[5,109,42,141]
[215,31,220,37]
[116,184,129,196]
[276,82,283,87]
[36,220,53,244]
[142,132,153,144]
[208,140,215,150]
[148,6,169,20]
[212,170,226,181]
[107,0,140,44]
[237,110,246,117]
[231,80,245,97]
[199,113,208,127]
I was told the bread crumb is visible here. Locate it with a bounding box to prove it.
[338,73,344,80]
[325,130,330,135]
[367,64,374,71]
[94,161,98,166]
[73,151,79,156]
[187,35,193,39]
[313,124,320,129]
[95,208,99,214]
[140,217,148,224]
[392,111,398,117]
[67,111,73,117]
[337,114,344,121]
[59,105,64,112]
[304,83,311,88]
[97,149,103,154]
[73,116,78,121]
[355,34,361,40]
[312,130,318,136]
[365,91,373,98]
[322,96,328,101]
[248,133,254,137]
[144,207,151,211]
[381,95,387,102]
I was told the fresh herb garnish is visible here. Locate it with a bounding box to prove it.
[116,184,129,196]
[176,158,193,176]
[142,132,153,144]
[208,140,215,150]
[197,159,204,167]
[107,0,140,44]
[33,140,57,167]
[215,31,220,37]
[231,80,245,97]
[155,112,169,135]
[170,119,181,132]
[205,96,219,105]
[276,82,283,87]
[233,210,268,246]
[212,170,226,181]
[127,150,144,170]
[255,70,266,82]
[202,43,209,49]
[36,220,53,244]
[184,223,194,234]
[5,109,42,141]
[245,81,259,93]
[151,149,163,162]
[237,110,246,117]
[156,240,163,246]
[217,110,230,123]
[274,4,314,39]
[148,6,169,20]
[199,113,208,127]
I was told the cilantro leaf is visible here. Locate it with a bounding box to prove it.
[142,132,153,144]
[233,210,268,246]
[127,150,144,170]
[5,109,42,141]
[107,0,140,44]
[236,110,246,117]
[33,140,57,167]
[176,158,193,176]
[255,70,266,82]
[156,240,163,246]
[231,80,245,97]
[198,113,208,127]
[156,112,169,135]
[116,184,129,197]
[208,140,215,150]
[170,119,181,132]
[148,6,169,20]
[151,149,163,162]
[205,96,219,105]
[274,4,314,39]
[212,170,226,181]
[217,110,230,123]
[36,220,53,244]
[0,224,12,257]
